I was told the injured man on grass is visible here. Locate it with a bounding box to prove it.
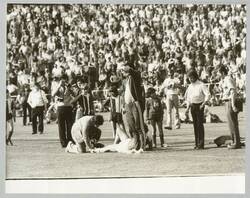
[93,113,152,154]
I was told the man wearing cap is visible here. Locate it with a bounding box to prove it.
[121,65,146,152]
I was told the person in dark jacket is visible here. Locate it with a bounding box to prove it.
[121,65,146,152]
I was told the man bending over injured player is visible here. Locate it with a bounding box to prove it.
[93,113,152,154]
[65,115,104,153]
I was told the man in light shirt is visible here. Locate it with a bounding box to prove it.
[161,70,181,130]
[27,83,48,134]
[65,115,104,153]
[219,67,242,149]
[185,69,210,149]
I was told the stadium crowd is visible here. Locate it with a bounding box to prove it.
[6,4,246,152]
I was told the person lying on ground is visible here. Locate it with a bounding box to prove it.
[93,113,152,154]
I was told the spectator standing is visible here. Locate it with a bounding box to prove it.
[17,85,32,126]
[219,67,242,149]
[52,74,74,147]
[161,70,181,129]
[184,69,210,149]
[27,83,48,134]
[6,89,15,145]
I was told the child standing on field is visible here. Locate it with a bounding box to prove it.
[146,87,166,148]
[103,86,125,143]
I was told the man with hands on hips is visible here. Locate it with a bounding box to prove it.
[184,69,210,150]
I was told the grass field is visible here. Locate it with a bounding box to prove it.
[6,106,245,179]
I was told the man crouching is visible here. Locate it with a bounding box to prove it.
[65,115,104,153]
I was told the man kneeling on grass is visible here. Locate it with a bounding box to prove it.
[65,115,104,153]
[93,114,151,154]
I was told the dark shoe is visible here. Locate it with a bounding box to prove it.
[197,147,204,150]
[227,144,241,149]
[164,126,172,130]
[32,132,37,135]
[39,131,43,134]
[194,146,198,149]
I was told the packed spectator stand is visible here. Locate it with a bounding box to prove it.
[6,4,246,116]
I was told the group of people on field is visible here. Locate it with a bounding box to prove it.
[6,4,245,152]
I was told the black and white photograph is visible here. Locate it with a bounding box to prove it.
[4,2,246,194]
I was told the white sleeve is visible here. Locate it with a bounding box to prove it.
[184,86,190,104]
[202,84,210,102]
[27,93,33,108]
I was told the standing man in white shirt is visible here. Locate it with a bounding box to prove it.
[161,70,181,130]
[185,69,210,149]
[219,67,242,149]
[28,83,48,134]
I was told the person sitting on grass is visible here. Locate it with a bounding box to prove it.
[93,113,152,154]
[65,115,104,153]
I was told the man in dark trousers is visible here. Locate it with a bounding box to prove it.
[184,69,210,149]
[17,85,32,126]
[219,66,242,149]
[27,83,48,134]
[52,74,75,148]
[121,65,146,152]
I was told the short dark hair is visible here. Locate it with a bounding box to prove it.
[93,115,104,126]
[89,126,102,141]
[34,82,40,88]
[219,66,228,75]
[187,69,199,80]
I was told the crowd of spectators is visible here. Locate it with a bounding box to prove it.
[6,4,246,107]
